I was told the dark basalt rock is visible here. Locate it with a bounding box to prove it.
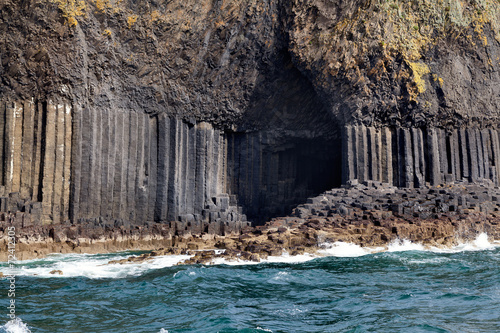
[0,0,500,255]
[2,1,498,129]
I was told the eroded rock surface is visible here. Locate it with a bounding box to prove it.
[0,0,500,256]
[3,182,499,262]
[2,1,499,127]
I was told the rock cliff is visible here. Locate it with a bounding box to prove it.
[0,0,500,251]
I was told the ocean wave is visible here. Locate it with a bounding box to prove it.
[404,256,454,265]
[318,232,499,257]
[317,242,382,257]
[428,233,498,253]
[192,233,498,265]
[0,253,192,279]
[0,234,498,278]
[211,251,317,266]
[0,318,32,333]
[386,239,426,252]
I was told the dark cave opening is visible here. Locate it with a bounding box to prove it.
[227,48,342,225]
[226,132,341,225]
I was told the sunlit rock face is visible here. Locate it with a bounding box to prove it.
[0,0,499,232]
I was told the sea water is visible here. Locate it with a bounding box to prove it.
[1,234,499,332]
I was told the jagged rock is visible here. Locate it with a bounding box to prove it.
[1,1,500,261]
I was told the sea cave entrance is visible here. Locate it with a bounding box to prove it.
[225,132,341,225]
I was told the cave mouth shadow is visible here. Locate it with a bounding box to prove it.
[226,132,342,225]
[227,47,342,225]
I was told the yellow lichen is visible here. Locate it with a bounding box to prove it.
[103,28,112,36]
[150,10,161,22]
[127,15,138,28]
[315,0,500,77]
[90,0,124,13]
[297,0,500,106]
[432,74,444,87]
[51,0,86,26]
[408,62,430,93]
[94,0,107,11]
[67,16,78,26]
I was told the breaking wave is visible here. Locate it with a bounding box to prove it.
[0,318,32,333]
[0,234,498,279]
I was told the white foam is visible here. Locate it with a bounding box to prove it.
[387,239,426,252]
[469,232,496,250]
[263,252,317,263]
[210,251,317,266]
[158,329,169,333]
[0,318,32,333]
[0,234,497,277]
[376,233,498,254]
[256,327,273,332]
[429,233,498,253]
[0,253,192,279]
[317,242,378,257]
[314,233,498,258]
[209,257,258,266]
[270,271,290,282]
[405,257,452,265]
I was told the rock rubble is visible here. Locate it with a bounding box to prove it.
[102,181,500,266]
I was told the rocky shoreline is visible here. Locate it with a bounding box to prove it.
[106,211,500,266]
[1,0,500,270]
[2,182,500,263]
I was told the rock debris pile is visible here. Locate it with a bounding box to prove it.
[292,180,500,222]
[107,181,500,266]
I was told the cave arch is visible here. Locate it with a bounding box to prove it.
[226,50,342,225]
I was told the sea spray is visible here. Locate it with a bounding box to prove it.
[429,232,497,253]
[0,253,192,279]
[1,233,498,279]
[0,318,31,333]
[2,241,500,332]
[386,238,426,252]
[317,241,377,257]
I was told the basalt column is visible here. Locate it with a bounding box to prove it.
[342,125,500,187]
[0,100,72,225]
[226,132,340,224]
[71,107,248,233]
[0,101,249,233]
[4,100,500,231]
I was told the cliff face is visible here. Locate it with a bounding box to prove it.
[3,0,500,126]
[1,0,331,129]
[0,0,499,232]
[287,0,500,127]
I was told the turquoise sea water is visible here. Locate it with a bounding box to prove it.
[1,236,499,333]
